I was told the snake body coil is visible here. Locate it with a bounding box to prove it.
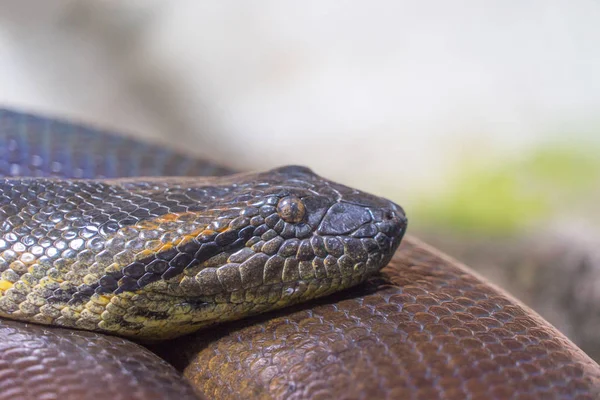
[0,108,598,400]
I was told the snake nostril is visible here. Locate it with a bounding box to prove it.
[384,210,395,220]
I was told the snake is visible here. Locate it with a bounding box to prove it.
[0,108,598,400]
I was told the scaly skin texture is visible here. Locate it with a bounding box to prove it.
[0,108,232,178]
[0,319,200,400]
[0,170,405,340]
[156,236,600,400]
[1,108,600,399]
[0,110,406,340]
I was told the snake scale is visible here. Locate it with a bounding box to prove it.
[0,108,598,399]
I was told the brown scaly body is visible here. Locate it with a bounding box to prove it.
[0,108,599,399]
[157,236,600,400]
[0,319,200,400]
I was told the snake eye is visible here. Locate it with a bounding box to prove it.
[276,196,306,223]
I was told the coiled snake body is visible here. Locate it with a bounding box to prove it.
[0,109,598,399]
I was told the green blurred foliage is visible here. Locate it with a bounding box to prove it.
[414,144,600,235]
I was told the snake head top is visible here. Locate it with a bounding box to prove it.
[0,165,406,339]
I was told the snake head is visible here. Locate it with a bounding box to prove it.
[0,166,406,338]
[118,165,405,318]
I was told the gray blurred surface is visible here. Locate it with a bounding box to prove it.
[0,0,599,199]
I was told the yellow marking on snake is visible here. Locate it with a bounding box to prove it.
[134,212,228,252]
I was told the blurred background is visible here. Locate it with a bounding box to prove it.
[0,1,599,358]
